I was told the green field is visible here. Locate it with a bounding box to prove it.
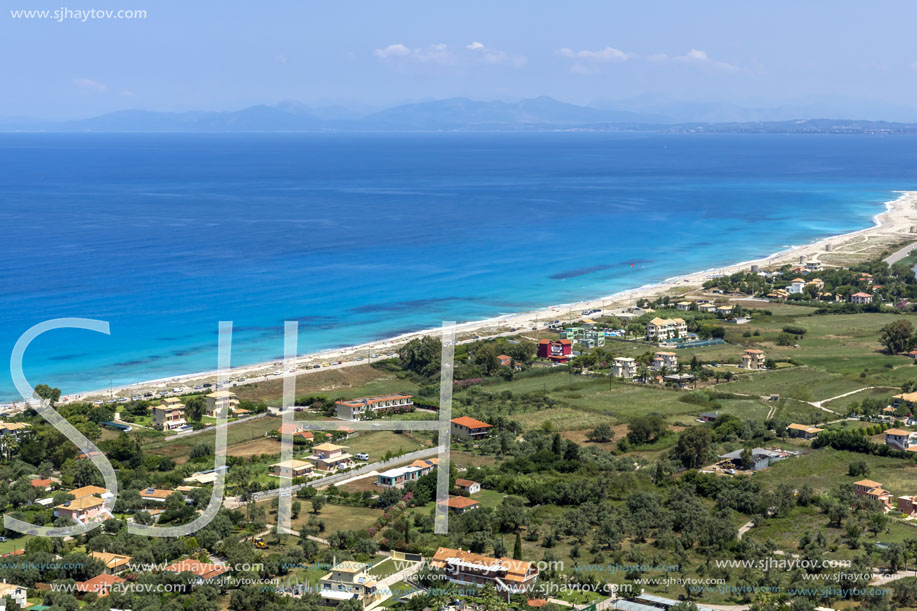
[346,430,430,458]
[756,447,917,496]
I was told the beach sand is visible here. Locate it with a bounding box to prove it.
[50,190,917,405]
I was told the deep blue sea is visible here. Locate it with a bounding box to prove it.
[1,132,915,401]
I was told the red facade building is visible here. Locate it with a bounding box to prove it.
[537,339,573,363]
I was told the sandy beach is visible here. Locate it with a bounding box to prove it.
[37,190,917,406]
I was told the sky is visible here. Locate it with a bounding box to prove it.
[4,0,917,120]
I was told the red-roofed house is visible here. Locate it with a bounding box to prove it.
[278,422,315,442]
[853,479,893,509]
[334,393,414,421]
[851,292,873,305]
[437,496,480,514]
[451,417,492,439]
[536,339,572,363]
[75,574,124,598]
[163,559,231,583]
[30,478,54,491]
[431,546,538,593]
[455,478,480,494]
[497,355,513,367]
[139,488,174,504]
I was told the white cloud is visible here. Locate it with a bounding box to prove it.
[374,41,525,68]
[556,46,631,63]
[647,53,670,64]
[672,48,738,71]
[373,43,411,59]
[466,41,526,67]
[676,48,709,62]
[73,78,108,93]
[373,42,454,64]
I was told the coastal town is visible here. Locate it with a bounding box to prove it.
[1,223,917,611]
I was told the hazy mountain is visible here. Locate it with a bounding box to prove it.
[2,97,917,133]
[593,95,917,124]
[663,118,917,134]
[356,96,667,129]
[0,97,665,132]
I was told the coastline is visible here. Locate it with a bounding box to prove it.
[20,190,917,406]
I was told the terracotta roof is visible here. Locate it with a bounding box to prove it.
[431,547,534,578]
[56,495,104,510]
[854,479,883,489]
[75,574,124,593]
[206,391,236,398]
[455,478,478,488]
[438,496,480,509]
[140,488,173,500]
[885,428,912,436]
[787,423,822,433]
[68,485,108,498]
[30,478,52,488]
[152,404,184,412]
[90,551,132,570]
[279,422,309,435]
[451,416,492,429]
[335,393,412,407]
[649,317,685,326]
[313,442,346,452]
[271,459,313,470]
[163,559,231,580]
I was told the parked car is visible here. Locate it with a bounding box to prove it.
[355,452,369,461]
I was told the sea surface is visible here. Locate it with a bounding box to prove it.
[1,132,915,401]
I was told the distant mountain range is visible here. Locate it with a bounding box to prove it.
[3,97,917,134]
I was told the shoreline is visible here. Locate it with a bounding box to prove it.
[10,190,917,407]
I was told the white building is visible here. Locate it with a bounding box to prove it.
[0,582,27,609]
[645,317,687,342]
[741,349,766,370]
[884,428,917,452]
[205,391,239,417]
[612,357,638,379]
[651,352,678,372]
[788,278,806,294]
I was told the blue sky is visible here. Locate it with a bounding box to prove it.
[4,0,917,119]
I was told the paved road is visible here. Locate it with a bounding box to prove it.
[737,520,755,540]
[809,386,899,417]
[165,412,268,440]
[871,568,917,586]
[883,240,917,266]
[226,446,441,506]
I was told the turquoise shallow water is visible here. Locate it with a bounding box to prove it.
[0,132,913,400]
